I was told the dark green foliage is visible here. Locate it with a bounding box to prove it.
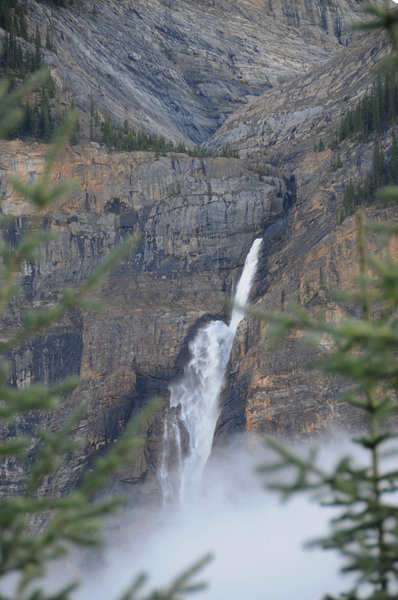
[330,152,343,171]
[0,0,28,41]
[0,3,59,144]
[119,556,212,600]
[256,165,266,180]
[255,7,398,599]
[0,0,61,145]
[255,163,270,180]
[175,141,187,153]
[0,1,57,82]
[341,128,398,220]
[390,126,398,183]
[0,75,210,600]
[339,73,398,144]
[257,215,398,600]
[372,135,385,188]
[328,133,339,151]
[36,0,66,6]
[40,91,51,141]
[0,2,43,84]
[34,26,42,70]
[187,145,216,157]
[0,30,39,79]
[45,27,55,53]
[218,143,240,158]
[318,266,324,288]
[342,179,356,218]
[91,109,178,153]
[0,1,37,79]
[90,103,239,157]
[5,76,59,143]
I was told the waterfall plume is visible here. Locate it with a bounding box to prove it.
[159,238,262,506]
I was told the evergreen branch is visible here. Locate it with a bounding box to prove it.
[0,69,48,138]
[0,377,79,418]
[0,233,140,355]
[118,555,212,600]
[81,397,161,497]
[25,403,87,495]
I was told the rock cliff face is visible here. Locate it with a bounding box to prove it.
[28,0,367,143]
[1,0,396,493]
[0,140,285,492]
[210,29,398,441]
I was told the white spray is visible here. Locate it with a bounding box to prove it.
[158,238,263,506]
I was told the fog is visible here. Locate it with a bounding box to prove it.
[63,435,356,600]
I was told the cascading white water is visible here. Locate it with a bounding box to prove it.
[158,238,262,506]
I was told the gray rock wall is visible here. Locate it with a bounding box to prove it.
[0,143,285,492]
[26,0,368,143]
[1,0,394,497]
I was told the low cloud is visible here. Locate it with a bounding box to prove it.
[65,434,355,600]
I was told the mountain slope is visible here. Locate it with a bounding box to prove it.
[27,0,370,143]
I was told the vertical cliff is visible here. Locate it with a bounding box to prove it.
[0,140,287,491]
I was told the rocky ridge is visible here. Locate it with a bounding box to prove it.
[207,30,389,156]
[27,0,368,143]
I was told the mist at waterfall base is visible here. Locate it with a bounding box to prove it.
[66,237,350,600]
[69,436,352,600]
[27,236,347,600]
[70,238,345,599]
[159,238,264,508]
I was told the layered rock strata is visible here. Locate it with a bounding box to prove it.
[0,0,396,494]
[26,0,369,143]
[0,141,285,492]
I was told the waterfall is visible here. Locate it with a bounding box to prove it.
[158,238,262,506]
